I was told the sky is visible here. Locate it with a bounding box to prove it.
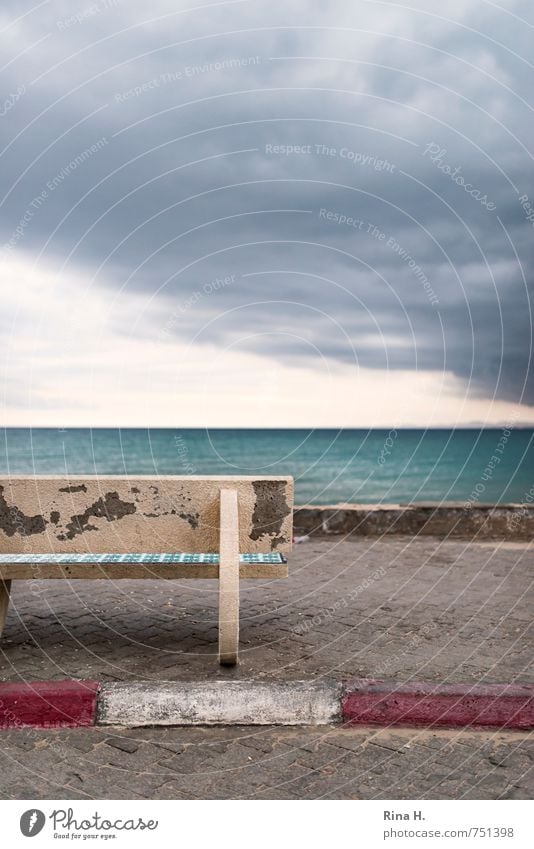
[1,0,533,428]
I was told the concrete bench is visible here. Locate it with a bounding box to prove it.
[0,476,294,665]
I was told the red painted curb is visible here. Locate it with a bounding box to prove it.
[342,679,534,729]
[1,678,533,729]
[0,680,99,729]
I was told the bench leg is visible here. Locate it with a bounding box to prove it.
[0,579,11,637]
[218,489,240,666]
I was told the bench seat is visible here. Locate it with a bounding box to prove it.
[0,552,287,565]
[0,475,294,664]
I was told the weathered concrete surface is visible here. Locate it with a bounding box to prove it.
[0,537,531,686]
[98,680,340,726]
[0,476,294,554]
[0,725,531,799]
[294,503,534,540]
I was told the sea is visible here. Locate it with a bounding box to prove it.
[1,428,532,506]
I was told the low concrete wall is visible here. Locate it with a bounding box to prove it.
[294,503,534,540]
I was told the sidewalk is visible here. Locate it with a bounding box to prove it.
[1,535,532,801]
[1,537,531,685]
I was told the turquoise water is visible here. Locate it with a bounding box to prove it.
[1,428,532,505]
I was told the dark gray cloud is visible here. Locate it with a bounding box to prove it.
[1,0,533,408]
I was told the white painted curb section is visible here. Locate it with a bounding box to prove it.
[98,680,340,727]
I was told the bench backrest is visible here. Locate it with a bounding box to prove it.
[0,476,293,555]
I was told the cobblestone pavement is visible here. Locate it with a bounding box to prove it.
[1,537,532,685]
[0,725,532,800]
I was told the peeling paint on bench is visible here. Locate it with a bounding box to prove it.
[0,484,48,537]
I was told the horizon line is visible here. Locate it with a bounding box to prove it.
[2,425,533,431]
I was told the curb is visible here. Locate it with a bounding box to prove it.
[98,680,340,726]
[1,679,533,730]
[342,679,534,730]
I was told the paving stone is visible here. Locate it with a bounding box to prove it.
[0,537,532,799]
[2,725,522,800]
[104,735,140,754]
